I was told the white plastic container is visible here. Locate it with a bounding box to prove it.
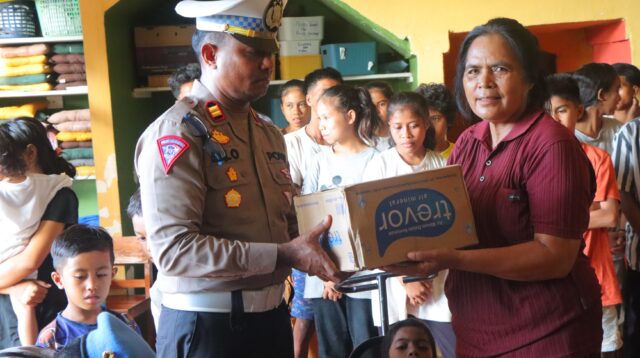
[278,16,324,41]
[278,40,321,56]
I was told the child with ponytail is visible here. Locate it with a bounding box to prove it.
[0,117,77,346]
[301,85,380,357]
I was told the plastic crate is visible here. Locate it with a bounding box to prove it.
[0,0,38,38]
[35,0,82,37]
[321,42,377,76]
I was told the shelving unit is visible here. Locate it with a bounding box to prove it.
[0,86,88,98]
[131,72,413,98]
[0,36,84,45]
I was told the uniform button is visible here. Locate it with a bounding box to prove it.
[479,176,485,182]
[485,160,492,166]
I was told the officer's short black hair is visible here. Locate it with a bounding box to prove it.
[127,188,142,219]
[545,73,582,106]
[168,63,201,99]
[52,224,115,270]
[613,63,640,87]
[191,30,230,65]
[303,67,344,95]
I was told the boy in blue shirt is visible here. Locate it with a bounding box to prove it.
[35,224,139,350]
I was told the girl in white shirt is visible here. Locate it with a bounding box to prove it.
[301,84,380,358]
[363,92,455,358]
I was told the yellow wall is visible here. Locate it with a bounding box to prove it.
[341,0,639,83]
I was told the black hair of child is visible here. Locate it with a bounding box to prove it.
[51,224,114,271]
[303,67,344,95]
[0,117,75,178]
[168,63,201,99]
[417,83,457,128]
[381,317,437,358]
[365,81,394,101]
[572,62,619,108]
[127,188,142,219]
[612,63,640,87]
[387,91,437,150]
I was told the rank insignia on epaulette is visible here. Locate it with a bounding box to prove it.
[211,129,230,145]
[225,189,242,208]
[226,167,238,182]
[205,100,225,123]
[157,136,190,175]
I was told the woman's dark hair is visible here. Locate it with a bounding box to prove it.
[365,81,394,100]
[387,91,437,150]
[52,224,114,270]
[0,117,75,177]
[382,318,437,358]
[454,17,546,122]
[612,63,640,87]
[544,73,582,114]
[279,79,305,102]
[319,84,380,146]
[168,63,201,99]
[416,83,457,128]
[572,63,619,108]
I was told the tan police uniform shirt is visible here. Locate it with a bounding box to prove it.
[134,79,297,295]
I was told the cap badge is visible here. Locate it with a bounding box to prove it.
[264,0,284,32]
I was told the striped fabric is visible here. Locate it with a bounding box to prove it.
[612,116,640,270]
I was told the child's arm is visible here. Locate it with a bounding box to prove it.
[588,198,619,230]
[0,220,65,289]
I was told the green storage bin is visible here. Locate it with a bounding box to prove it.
[35,0,82,37]
[321,42,377,76]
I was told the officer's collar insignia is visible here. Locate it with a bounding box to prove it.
[205,100,225,123]
[263,0,284,32]
[211,129,231,144]
[226,167,238,182]
[225,189,242,208]
[157,135,190,175]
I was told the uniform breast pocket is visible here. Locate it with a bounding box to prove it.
[267,162,293,186]
[495,187,532,243]
[205,161,250,190]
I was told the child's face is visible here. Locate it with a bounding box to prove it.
[388,326,433,358]
[369,89,389,123]
[548,95,583,132]
[599,77,621,115]
[427,108,448,144]
[616,75,638,112]
[389,109,428,157]
[317,97,356,145]
[307,79,341,116]
[281,88,309,128]
[52,251,116,314]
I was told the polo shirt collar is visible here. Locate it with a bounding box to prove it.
[471,110,545,146]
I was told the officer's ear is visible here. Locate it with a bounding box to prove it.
[201,43,219,69]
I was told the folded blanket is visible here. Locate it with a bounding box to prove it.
[57,73,86,84]
[54,81,87,90]
[69,158,94,167]
[0,74,50,86]
[0,44,49,58]
[52,63,85,74]
[75,166,95,177]
[0,55,48,68]
[0,63,50,77]
[59,140,92,149]
[52,43,83,55]
[50,54,84,64]
[53,120,91,132]
[62,148,93,160]
[48,109,90,124]
[0,82,53,91]
[56,131,92,141]
[0,101,47,119]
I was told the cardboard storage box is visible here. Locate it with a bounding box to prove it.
[278,16,324,41]
[294,165,478,271]
[321,42,377,76]
[279,40,321,56]
[134,25,197,77]
[279,54,322,80]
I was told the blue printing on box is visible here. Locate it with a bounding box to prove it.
[321,42,377,76]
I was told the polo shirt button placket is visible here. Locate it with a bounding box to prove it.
[485,160,492,166]
[479,175,485,182]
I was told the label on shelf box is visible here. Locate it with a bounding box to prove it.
[278,16,324,41]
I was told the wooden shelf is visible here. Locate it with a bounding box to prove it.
[132,72,414,98]
[0,36,83,45]
[0,87,88,98]
[75,175,96,181]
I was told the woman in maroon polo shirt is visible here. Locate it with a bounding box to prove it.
[386,18,602,357]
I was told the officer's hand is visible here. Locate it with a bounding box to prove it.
[277,215,343,283]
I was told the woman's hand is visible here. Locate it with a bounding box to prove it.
[10,280,50,306]
[405,281,432,306]
[322,281,342,301]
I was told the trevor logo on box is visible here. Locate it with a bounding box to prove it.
[375,189,455,256]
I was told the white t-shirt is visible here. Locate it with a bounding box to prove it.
[574,117,621,155]
[0,173,72,277]
[302,146,379,300]
[362,148,451,324]
[374,136,393,152]
[284,126,328,187]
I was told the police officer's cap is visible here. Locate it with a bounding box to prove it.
[176,0,286,53]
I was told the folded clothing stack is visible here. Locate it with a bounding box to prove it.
[0,44,52,91]
[50,109,94,177]
[50,43,85,90]
[0,101,48,123]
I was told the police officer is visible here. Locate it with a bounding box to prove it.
[134,1,341,357]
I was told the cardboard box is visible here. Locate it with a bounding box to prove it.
[294,165,478,271]
[278,16,324,41]
[279,54,322,80]
[134,25,197,77]
[279,40,321,56]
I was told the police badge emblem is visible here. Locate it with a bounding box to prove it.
[263,0,284,32]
